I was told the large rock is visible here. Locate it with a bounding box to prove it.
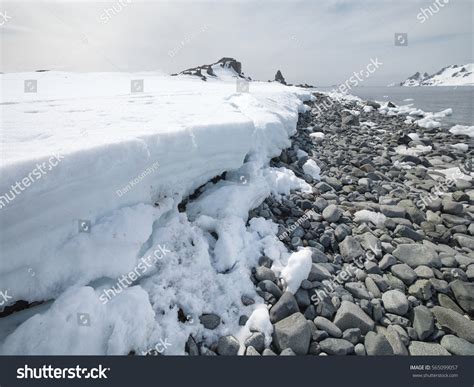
[409,341,451,356]
[364,332,394,355]
[244,332,265,353]
[333,301,375,334]
[440,335,474,356]
[272,313,311,355]
[391,264,417,285]
[385,325,408,355]
[274,70,287,85]
[314,316,342,338]
[450,280,474,314]
[322,204,342,223]
[270,291,299,323]
[382,290,409,315]
[432,306,474,343]
[380,205,406,218]
[413,305,434,341]
[199,313,221,329]
[408,280,433,301]
[339,236,365,262]
[319,338,354,355]
[217,335,240,356]
[392,244,440,268]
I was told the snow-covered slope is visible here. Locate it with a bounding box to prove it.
[0,69,313,354]
[172,57,250,81]
[399,71,430,87]
[400,63,474,86]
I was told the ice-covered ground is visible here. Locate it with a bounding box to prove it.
[0,71,314,354]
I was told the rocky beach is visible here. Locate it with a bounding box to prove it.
[202,92,474,356]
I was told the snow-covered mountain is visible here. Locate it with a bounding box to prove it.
[400,63,473,86]
[172,57,251,81]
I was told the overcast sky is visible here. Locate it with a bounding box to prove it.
[1,0,472,85]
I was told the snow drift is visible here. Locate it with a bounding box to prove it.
[0,68,313,354]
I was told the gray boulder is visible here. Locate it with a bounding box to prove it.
[364,332,394,355]
[408,341,451,356]
[339,236,365,262]
[314,316,342,338]
[199,313,221,329]
[319,338,354,355]
[333,300,375,334]
[413,305,434,341]
[322,204,342,223]
[382,290,409,315]
[392,244,440,268]
[217,335,240,356]
[432,306,474,343]
[450,280,474,314]
[270,291,299,323]
[273,313,311,355]
[440,335,474,356]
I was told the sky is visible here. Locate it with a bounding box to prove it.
[0,0,473,85]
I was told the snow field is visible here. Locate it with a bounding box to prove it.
[0,71,314,354]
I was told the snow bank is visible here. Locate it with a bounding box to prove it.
[0,71,313,354]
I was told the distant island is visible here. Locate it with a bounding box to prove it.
[397,63,473,87]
